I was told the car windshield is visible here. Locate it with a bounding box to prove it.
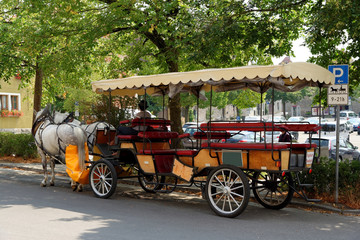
[348,118,360,124]
[265,131,281,135]
[184,127,198,136]
[231,134,246,140]
[321,123,336,132]
[307,139,329,147]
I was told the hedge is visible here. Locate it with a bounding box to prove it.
[0,132,38,159]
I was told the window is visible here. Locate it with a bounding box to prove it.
[0,93,21,111]
[11,95,18,110]
[0,95,8,110]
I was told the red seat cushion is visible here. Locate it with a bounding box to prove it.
[193,131,231,139]
[138,131,179,139]
[201,142,289,150]
[138,149,176,155]
[284,143,317,149]
[199,122,286,132]
[117,135,139,140]
[176,150,198,156]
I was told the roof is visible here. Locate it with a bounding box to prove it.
[91,62,335,97]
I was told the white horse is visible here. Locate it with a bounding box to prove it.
[32,105,87,191]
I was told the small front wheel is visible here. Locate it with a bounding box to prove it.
[252,172,294,210]
[89,159,117,199]
[138,173,165,193]
[205,165,250,218]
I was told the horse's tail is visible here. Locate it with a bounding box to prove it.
[74,127,87,171]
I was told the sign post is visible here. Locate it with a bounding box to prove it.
[328,65,349,203]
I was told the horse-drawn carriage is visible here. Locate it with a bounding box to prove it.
[35,62,335,218]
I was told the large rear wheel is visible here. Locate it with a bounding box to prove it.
[89,159,117,199]
[252,172,294,210]
[205,165,250,218]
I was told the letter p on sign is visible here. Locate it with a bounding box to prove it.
[328,65,349,85]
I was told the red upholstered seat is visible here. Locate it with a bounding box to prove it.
[284,143,317,149]
[138,149,176,155]
[201,142,289,150]
[193,131,231,139]
[199,122,286,132]
[117,135,139,140]
[178,133,190,138]
[176,150,198,156]
[138,131,179,139]
[275,124,321,132]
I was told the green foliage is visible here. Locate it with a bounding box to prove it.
[306,0,360,94]
[62,88,98,121]
[301,158,360,199]
[91,94,138,127]
[231,89,263,110]
[0,133,38,159]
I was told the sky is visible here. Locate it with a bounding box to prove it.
[272,38,312,64]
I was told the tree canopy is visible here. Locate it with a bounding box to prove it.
[1,0,311,128]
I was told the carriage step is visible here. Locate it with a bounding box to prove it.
[306,198,321,202]
[299,183,314,188]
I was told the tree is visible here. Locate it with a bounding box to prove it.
[265,88,311,117]
[0,1,96,120]
[1,0,309,130]
[305,0,360,96]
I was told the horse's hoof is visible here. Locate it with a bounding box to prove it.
[76,186,83,192]
[50,182,55,186]
[40,183,46,187]
[71,185,77,191]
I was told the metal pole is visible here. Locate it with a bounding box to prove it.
[335,105,340,203]
[318,84,322,162]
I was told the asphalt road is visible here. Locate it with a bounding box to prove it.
[0,167,359,240]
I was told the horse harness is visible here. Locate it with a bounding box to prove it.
[32,114,76,161]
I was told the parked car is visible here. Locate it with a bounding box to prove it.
[339,110,357,120]
[287,116,305,122]
[244,116,264,122]
[347,118,360,132]
[182,125,200,148]
[312,121,350,141]
[223,131,263,143]
[182,122,198,131]
[306,136,360,161]
[266,116,286,122]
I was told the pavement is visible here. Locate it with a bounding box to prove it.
[0,160,359,215]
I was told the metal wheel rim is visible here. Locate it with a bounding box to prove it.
[90,162,114,197]
[254,172,290,207]
[207,168,247,215]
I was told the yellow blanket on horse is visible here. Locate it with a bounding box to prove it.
[65,144,90,184]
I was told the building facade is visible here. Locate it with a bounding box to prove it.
[0,78,34,133]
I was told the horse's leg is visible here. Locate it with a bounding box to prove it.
[70,179,77,191]
[49,158,56,186]
[39,150,48,187]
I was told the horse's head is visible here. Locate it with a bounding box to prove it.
[35,104,52,122]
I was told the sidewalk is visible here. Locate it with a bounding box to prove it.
[1,160,359,215]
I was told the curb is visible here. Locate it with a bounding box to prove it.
[1,162,360,214]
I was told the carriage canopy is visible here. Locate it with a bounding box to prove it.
[91,62,335,97]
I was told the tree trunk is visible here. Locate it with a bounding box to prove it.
[184,106,189,123]
[33,64,43,122]
[282,100,286,118]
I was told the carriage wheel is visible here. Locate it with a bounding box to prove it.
[89,159,117,199]
[252,172,294,210]
[205,165,250,218]
[138,173,165,193]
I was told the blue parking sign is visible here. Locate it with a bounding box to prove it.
[328,65,349,84]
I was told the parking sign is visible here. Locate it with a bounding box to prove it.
[328,65,349,84]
